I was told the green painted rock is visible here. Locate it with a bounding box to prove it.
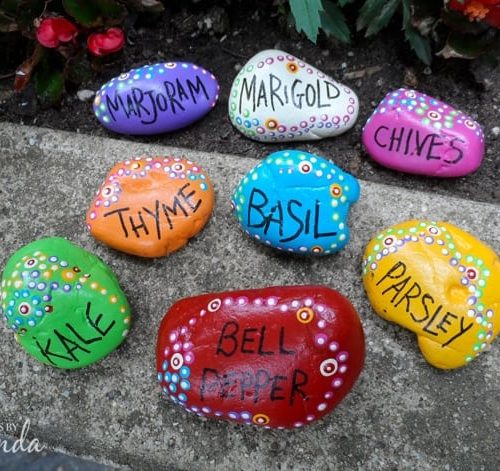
[0,237,131,369]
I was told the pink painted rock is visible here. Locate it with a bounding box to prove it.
[362,89,485,177]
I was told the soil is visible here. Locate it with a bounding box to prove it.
[1,2,499,205]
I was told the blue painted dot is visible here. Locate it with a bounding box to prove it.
[31,270,40,279]
[133,74,140,80]
[162,360,169,371]
[244,120,251,128]
[15,318,22,325]
[28,282,36,289]
[36,283,46,291]
[60,261,68,267]
[252,119,259,125]
[28,320,35,327]
[182,63,188,68]
[35,309,43,317]
[32,296,41,305]
[169,383,177,393]
[49,256,58,262]
[178,393,187,402]
[14,292,20,298]
[171,373,179,384]
[146,73,152,79]
[50,282,59,290]
[165,372,172,382]
[7,309,13,316]
[159,68,164,74]
[236,117,242,125]
[63,284,71,292]
[180,379,190,391]
[157,372,163,382]
[200,183,207,191]
[22,290,30,298]
[180,366,190,378]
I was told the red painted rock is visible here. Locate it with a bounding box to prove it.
[156,286,365,429]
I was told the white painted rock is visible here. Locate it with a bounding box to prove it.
[228,50,359,142]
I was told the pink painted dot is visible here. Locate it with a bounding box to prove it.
[237,297,248,306]
[324,391,333,399]
[253,298,263,305]
[306,414,315,421]
[184,352,194,364]
[317,402,327,411]
[267,297,278,306]
[329,342,339,352]
[317,320,326,329]
[315,334,328,346]
[200,309,206,317]
[163,347,170,356]
[183,342,193,351]
[180,327,187,335]
[169,332,177,342]
[337,351,349,362]
[332,378,343,388]
[189,318,197,326]
[224,298,233,306]
[90,211,96,220]
[173,342,181,352]
[340,365,348,373]
[280,305,288,312]
[332,115,340,124]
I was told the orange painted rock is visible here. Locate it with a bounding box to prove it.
[156,286,365,429]
[86,156,215,257]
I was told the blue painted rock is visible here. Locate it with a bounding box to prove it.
[232,150,360,255]
[228,50,359,142]
[93,62,220,135]
[362,89,485,177]
[0,237,131,369]
[156,286,365,429]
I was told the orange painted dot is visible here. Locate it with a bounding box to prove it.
[286,62,299,73]
[252,413,270,425]
[296,307,315,324]
[330,184,342,198]
[264,118,278,130]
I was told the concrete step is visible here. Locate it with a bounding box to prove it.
[0,123,498,470]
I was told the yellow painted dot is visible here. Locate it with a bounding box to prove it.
[120,306,126,313]
[101,289,107,295]
[90,282,98,289]
[110,296,118,303]
[43,271,51,278]
[124,317,130,324]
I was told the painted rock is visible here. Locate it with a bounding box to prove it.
[362,89,485,177]
[228,49,359,142]
[93,62,219,135]
[156,286,364,429]
[232,150,360,255]
[86,156,215,258]
[0,237,131,369]
[362,220,500,369]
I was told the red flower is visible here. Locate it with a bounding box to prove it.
[87,28,125,57]
[36,17,78,48]
[448,0,500,28]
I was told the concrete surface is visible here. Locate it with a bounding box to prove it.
[0,122,498,470]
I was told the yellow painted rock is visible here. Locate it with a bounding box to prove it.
[362,220,499,369]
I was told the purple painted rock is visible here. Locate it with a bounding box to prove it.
[362,89,485,177]
[93,62,220,135]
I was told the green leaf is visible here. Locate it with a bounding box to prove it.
[365,0,400,37]
[289,0,323,43]
[357,0,387,31]
[62,0,126,27]
[438,30,497,60]
[34,57,64,107]
[404,26,432,64]
[320,0,350,43]
[402,0,432,64]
